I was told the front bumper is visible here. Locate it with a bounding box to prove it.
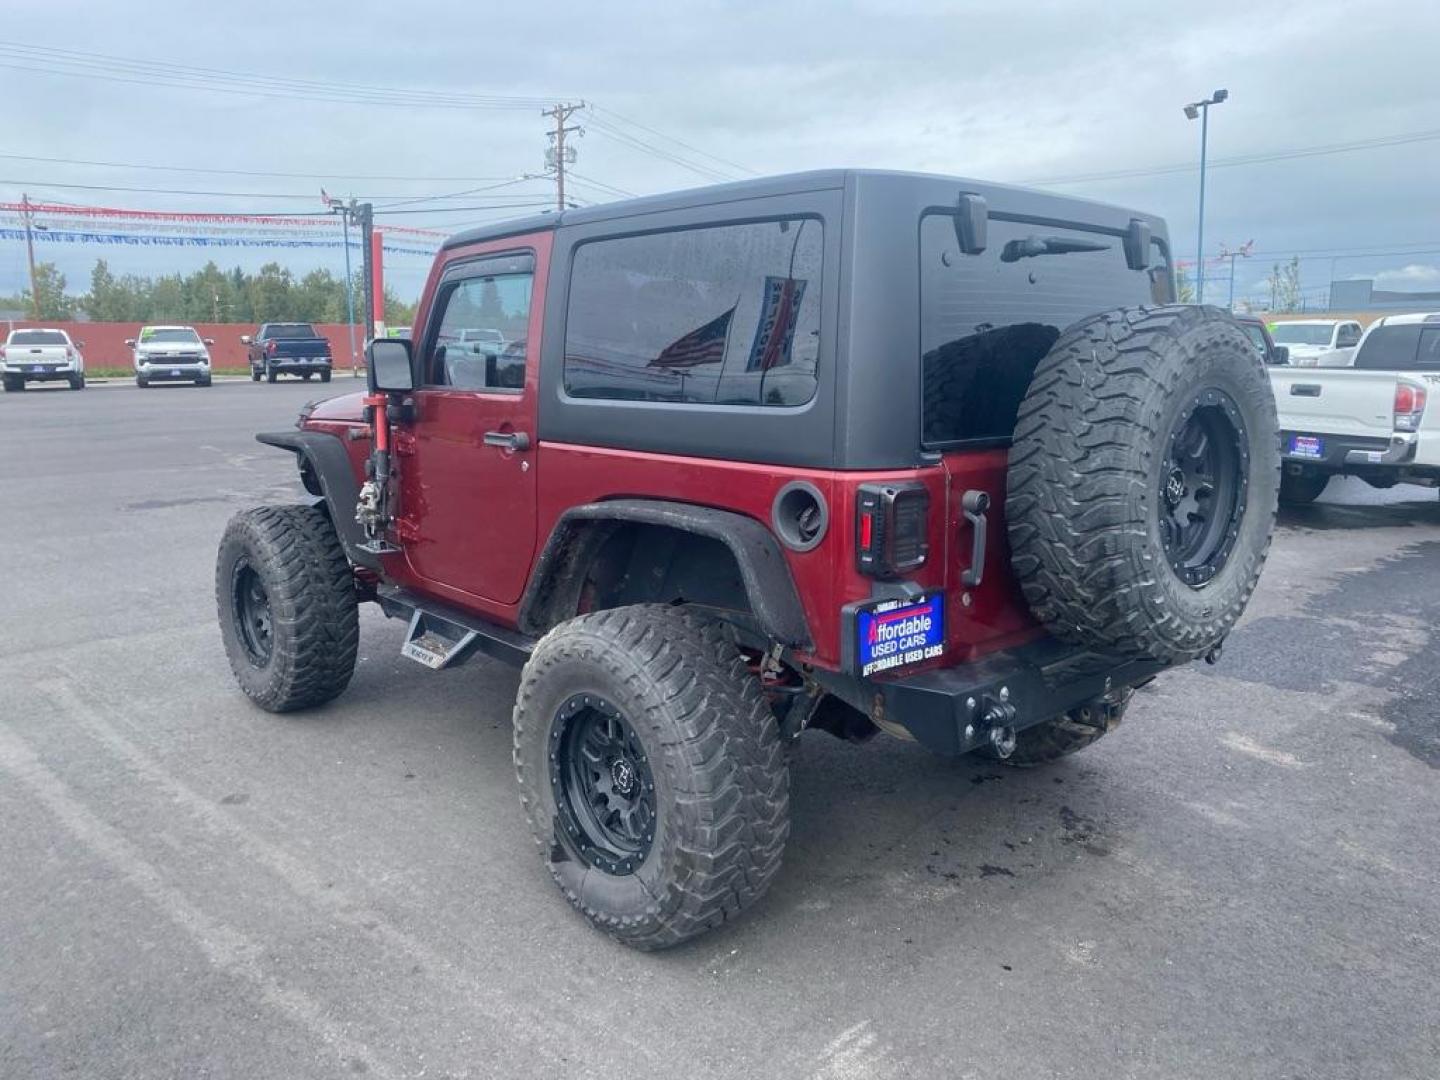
[827,637,1169,756]
[138,362,209,381]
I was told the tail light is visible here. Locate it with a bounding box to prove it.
[856,482,930,577]
[266,340,278,357]
[1395,380,1427,432]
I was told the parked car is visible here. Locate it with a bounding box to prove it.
[128,325,215,387]
[217,170,1279,949]
[1270,318,1363,367]
[1236,314,1289,365]
[242,322,332,383]
[1270,311,1440,503]
[0,327,85,391]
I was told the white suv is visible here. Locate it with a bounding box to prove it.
[129,325,215,388]
[1,328,86,391]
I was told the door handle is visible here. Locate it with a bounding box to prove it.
[483,430,531,451]
[961,489,990,587]
[1290,384,1322,397]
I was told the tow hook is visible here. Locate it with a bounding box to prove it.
[974,689,1017,759]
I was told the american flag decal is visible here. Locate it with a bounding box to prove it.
[648,306,735,369]
[746,276,806,373]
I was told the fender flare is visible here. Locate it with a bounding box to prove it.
[255,430,379,570]
[519,499,813,648]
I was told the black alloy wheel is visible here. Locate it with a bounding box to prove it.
[232,560,274,666]
[550,694,656,875]
[1158,388,1249,589]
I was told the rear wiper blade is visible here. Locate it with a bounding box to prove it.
[1000,234,1111,262]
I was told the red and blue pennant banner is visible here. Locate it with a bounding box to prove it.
[0,227,439,257]
[745,276,806,372]
[0,201,446,240]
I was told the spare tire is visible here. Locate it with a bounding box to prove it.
[1006,305,1279,663]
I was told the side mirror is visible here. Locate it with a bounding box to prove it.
[240,335,252,345]
[367,338,414,393]
[1273,345,1289,364]
[124,338,136,347]
[204,338,216,346]
[75,340,86,348]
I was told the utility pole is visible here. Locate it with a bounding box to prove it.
[543,102,585,212]
[331,198,360,377]
[1218,239,1253,311]
[356,201,375,342]
[21,194,40,319]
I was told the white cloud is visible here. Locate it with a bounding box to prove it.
[1371,264,1440,288]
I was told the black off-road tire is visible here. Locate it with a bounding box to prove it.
[979,695,1131,767]
[216,505,358,713]
[513,605,789,950]
[3,374,24,392]
[1280,470,1330,505]
[1007,305,1279,664]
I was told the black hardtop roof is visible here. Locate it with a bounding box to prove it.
[440,168,1163,250]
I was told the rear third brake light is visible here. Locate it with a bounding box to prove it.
[1395,380,1428,432]
[856,482,930,578]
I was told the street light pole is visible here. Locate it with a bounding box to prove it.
[1184,89,1228,305]
[334,201,359,378]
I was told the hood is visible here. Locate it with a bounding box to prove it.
[306,390,367,424]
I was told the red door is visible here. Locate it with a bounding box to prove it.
[396,239,548,608]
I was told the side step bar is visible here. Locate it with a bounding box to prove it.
[376,585,535,671]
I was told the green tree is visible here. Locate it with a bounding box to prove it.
[24,262,75,319]
[86,259,129,321]
[248,263,294,321]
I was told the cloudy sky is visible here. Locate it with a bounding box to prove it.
[3,0,1437,308]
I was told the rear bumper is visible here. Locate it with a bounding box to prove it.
[1281,429,1417,469]
[826,637,1170,756]
[261,358,331,373]
[3,362,77,381]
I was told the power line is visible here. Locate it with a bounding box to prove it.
[1022,127,1440,187]
[566,172,638,199]
[0,176,570,204]
[0,151,516,184]
[588,105,757,177]
[585,118,738,183]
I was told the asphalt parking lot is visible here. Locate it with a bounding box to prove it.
[2,378,1438,1080]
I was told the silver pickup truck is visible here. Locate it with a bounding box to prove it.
[1271,312,1440,503]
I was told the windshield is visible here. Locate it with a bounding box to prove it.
[266,323,317,339]
[1271,324,1334,346]
[140,328,202,344]
[919,214,1171,446]
[9,330,68,345]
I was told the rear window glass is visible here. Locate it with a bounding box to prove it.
[1271,324,1334,346]
[920,214,1170,446]
[1354,324,1440,371]
[9,330,67,345]
[265,323,317,339]
[564,218,822,407]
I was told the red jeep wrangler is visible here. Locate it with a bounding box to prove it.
[218,170,1279,949]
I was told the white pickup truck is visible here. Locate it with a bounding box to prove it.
[1270,318,1364,367]
[1271,312,1440,503]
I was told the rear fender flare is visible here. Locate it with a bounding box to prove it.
[255,430,377,570]
[519,499,812,648]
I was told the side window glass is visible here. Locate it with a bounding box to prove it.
[1338,324,1360,347]
[564,218,822,407]
[426,255,534,392]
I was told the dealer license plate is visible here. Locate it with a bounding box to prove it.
[857,594,945,677]
[171,369,181,377]
[31,365,43,373]
[1288,435,1324,459]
